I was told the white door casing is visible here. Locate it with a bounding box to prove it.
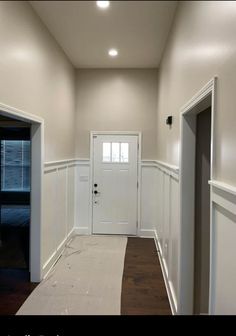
[92,134,138,235]
[0,101,43,282]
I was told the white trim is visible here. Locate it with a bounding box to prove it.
[90,131,142,237]
[89,133,94,235]
[42,228,75,279]
[0,101,43,282]
[141,160,157,167]
[209,180,236,197]
[74,227,90,235]
[141,160,179,181]
[90,131,141,135]
[0,101,43,124]
[179,77,217,315]
[137,134,142,237]
[154,230,176,315]
[141,160,179,172]
[155,160,179,174]
[44,158,90,167]
[44,159,78,167]
[75,159,90,166]
[138,229,155,238]
[212,193,236,216]
[181,78,215,116]
[208,179,236,314]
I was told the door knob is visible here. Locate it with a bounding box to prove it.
[94,183,98,187]
[94,190,99,194]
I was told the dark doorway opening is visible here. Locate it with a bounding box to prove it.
[194,107,211,314]
[0,116,31,271]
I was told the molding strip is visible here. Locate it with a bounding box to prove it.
[44,158,78,167]
[42,228,75,279]
[138,229,155,238]
[209,180,236,197]
[141,160,179,180]
[180,77,216,115]
[44,158,90,171]
[154,230,177,315]
[75,159,90,166]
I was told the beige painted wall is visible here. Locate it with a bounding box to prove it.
[156,1,236,184]
[0,1,75,161]
[75,69,158,159]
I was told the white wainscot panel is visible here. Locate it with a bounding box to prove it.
[42,161,76,278]
[140,166,157,237]
[156,168,164,254]
[163,172,170,273]
[168,176,180,311]
[67,165,76,234]
[212,201,236,314]
[42,169,57,266]
[75,164,90,234]
[56,167,68,247]
[149,160,179,315]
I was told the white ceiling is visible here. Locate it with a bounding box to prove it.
[30,1,177,68]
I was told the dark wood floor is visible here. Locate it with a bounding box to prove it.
[0,237,171,315]
[121,237,171,315]
[0,269,38,315]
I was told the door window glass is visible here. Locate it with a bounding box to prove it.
[102,142,111,162]
[102,142,129,163]
[112,143,120,162]
[120,143,129,163]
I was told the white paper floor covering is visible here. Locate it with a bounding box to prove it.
[17,235,127,315]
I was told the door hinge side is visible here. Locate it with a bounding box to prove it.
[137,181,139,189]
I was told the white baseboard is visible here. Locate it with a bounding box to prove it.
[42,228,75,279]
[74,228,153,237]
[138,229,155,238]
[74,227,90,235]
[153,230,177,315]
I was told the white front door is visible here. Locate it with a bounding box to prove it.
[92,134,138,235]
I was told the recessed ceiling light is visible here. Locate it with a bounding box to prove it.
[96,1,110,9]
[108,49,118,57]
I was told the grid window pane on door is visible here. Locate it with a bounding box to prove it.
[102,141,129,163]
[102,142,111,162]
[120,143,129,162]
[112,143,120,162]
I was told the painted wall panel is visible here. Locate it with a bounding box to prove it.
[67,165,76,233]
[169,177,179,307]
[75,164,90,233]
[213,204,236,314]
[163,173,170,267]
[56,168,67,247]
[151,162,180,314]
[42,169,57,266]
[0,1,75,162]
[75,69,158,160]
[141,166,158,233]
[42,162,76,276]
[156,169,164,253]
[156,0,236,185]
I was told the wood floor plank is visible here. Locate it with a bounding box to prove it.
[121,237,171,315]
[0,269,38,315]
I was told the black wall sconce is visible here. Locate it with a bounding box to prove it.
[166,116,173,126]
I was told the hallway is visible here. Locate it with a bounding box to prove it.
[0,0,236,320]
[0,236,170,315]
